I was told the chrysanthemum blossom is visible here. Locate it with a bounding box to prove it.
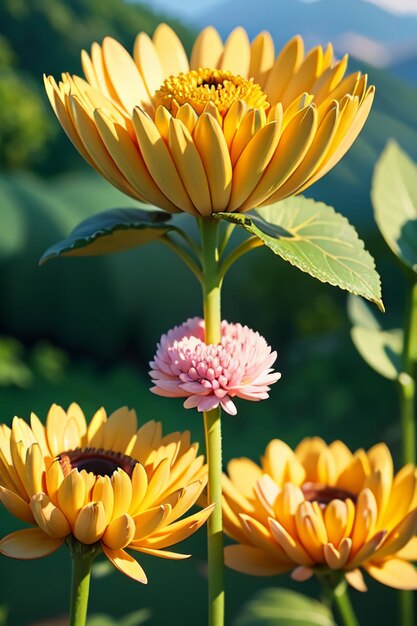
[149,317,280,416]
[0,403,213,583]
[44,24,374,216]
[223,437,417,591]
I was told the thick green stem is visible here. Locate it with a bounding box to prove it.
[398,277,417,626]
[67,538,97,626]
[200,218,224,626]
[318,572,359,626]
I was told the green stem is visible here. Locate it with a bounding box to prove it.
[67,538,97,626]
[318,572,359,626]
[398,276,417,626]
[200,217,224,626]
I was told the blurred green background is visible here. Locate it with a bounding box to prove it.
[0,0,416,624]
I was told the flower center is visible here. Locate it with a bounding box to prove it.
[58,447,138,477]
[153,68,269,115]
[301,482,357,506]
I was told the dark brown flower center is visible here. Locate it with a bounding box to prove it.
[58,447,138,478]
[301,482,357,506]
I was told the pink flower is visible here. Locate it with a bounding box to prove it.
[149,318,281,416]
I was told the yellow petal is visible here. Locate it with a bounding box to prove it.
[219,27,250,77]
[324,499,352,546]
[351,488,377,554]
[0,486,34,524]
[152,23,189,78]
[30,493,71,538]
[274,483,304,537]
[190,26,223,70]
[68,95,137,199]
[102,36,150,112]
[397,536,417,561]
[240,514,291,562]
[90,42,116,100]
[230,108,264,166]
[43,75,97,170]
[139,504,214,549]
[268,517,314,566]
[295,437,327,482]
[45,459,65,506]
[57,470,86,529]
[374,509,417,560]
[25,443,45,497]
[380,464,417,530]
[133,505,170,541]
[264,36,304,105]
[133,108,196,214]
[244,105,317,211]
[312,55,349,106]
[225,544,290,576]
[168,118,212,217]
[102,513,135,550]
[129,463,149,517]
[86,407,107,448]
[92,475,114,523]
[227,457,263,499]
[133,32,164,97]
[328,440,353,478]
[102,545,147,583]
[348,530,386,569]
[29,413,50,457]
[223,100,247,150]
[67,403,88,446]
[193,113,232,212]
[366,558,417,590]
[261,439,294,484]
[345,568,368,592]
[128,420,162,465]
[45,404,68,458]
[337,449,370,493]
[229,121,280,212]
[295,501,327,562]
[176,104,198,135]
[111,469,132,520]
[130,545,190,560]
[281,45,323,108]
[100,407,137,453]
[249,31,275,88]
[74,502,107,544]
[0,528,64,559]
[324,538,351,569]
[137,459,170,513]
[11,417,36,449]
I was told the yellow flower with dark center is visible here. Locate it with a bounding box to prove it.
[0,403,212,583]
[44,25,374,217]
[223,437,417,591]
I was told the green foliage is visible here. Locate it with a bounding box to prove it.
[215,197,383,310]
[372,141,417,273]
[233,588,336,626]
[348,295,403,380]
[87,609,151,626]
[40,208,177,263]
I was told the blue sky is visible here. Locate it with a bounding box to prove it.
[143,0,417,19]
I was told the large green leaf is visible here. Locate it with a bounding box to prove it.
[372,141,417,272]
[233,588,336,626]
[347,295,403,380]
[215,196,383,310]
[40,208,176,264]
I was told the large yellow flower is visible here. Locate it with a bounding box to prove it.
[44,25,374,217]
[0,404,212,583]
[223,437,417,591]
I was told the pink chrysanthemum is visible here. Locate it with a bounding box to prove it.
[149,317,281,416]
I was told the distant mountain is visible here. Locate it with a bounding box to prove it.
[389,54,417,86]
[196,0,417,54]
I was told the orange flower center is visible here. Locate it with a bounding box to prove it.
[153,68,269,115]
[302,482,357,506]
[58,447,138,477]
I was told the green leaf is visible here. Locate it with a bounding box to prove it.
[214,196,383,311]
[347,295,403,380]
[40,208,176,264]
[372,141,417,272]
[233,588,336,626]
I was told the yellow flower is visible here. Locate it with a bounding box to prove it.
[44,25,374,217]
[223,437,417,591]
[0,403,212,583]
